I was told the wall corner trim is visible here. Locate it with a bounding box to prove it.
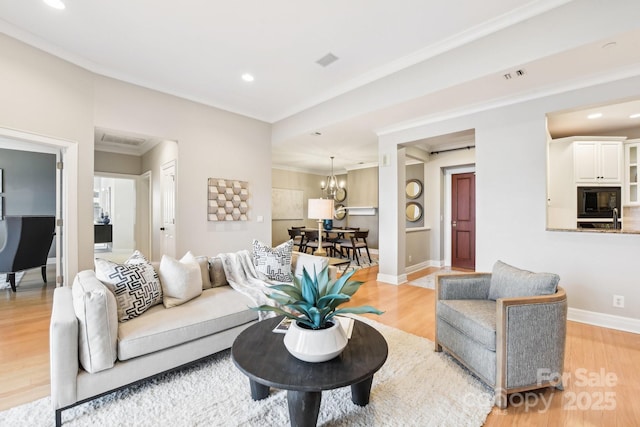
[568,307,640,334]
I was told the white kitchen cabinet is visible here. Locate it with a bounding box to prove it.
[574,140,622,184]
[625,141,639,205]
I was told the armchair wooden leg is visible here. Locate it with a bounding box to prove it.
[42,265,48,283]
[495,390,507,409]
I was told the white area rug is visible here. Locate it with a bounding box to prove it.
[338,258,377,274]
[407,268,453,290]
[0,317,493,427]
[0,272,26,289]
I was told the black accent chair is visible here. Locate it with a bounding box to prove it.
[0,216,56,292]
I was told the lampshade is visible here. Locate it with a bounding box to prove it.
[308,198,334,220]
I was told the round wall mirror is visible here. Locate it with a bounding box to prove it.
[406,202,423,222]
[334,203,347,220]
[405,179,423,199]
[335,187,347,202]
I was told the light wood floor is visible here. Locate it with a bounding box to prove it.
[1,266,639,426]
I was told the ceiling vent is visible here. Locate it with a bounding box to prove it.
[503,69,526,80]
[316,52,339,68]
[100,133,147,147]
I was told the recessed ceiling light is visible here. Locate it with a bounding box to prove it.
[630,113,640,119]
[43,0,65,10]
[241,73,254,82]
[587,113,603,119]
[311,131,322,136]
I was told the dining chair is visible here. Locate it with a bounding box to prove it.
[302,229,334,256]
[287,228,305,252]
[339,230,371,265]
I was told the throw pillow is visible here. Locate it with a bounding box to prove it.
[159,252,203,308]
[95,255,163,322]
[488,260,560,300]
[195,255,213,289]
[293,252,328,281]
[208,256,229,287]
[252,239,293,282]
[72,270,118,373]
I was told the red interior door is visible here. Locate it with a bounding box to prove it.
[452,172,476,270]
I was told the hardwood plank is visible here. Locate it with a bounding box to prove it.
[1,264,638,427]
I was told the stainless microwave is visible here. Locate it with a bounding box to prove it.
[577,186,621,218]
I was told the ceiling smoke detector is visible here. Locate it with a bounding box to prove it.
[316,53,339,68]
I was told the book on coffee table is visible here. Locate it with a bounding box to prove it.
[272,316,354,338]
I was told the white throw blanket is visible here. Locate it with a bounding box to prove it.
[218,250,278,320]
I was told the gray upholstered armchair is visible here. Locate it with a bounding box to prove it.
[434,261,567,408]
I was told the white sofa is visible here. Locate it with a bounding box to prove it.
[49,251,336,426]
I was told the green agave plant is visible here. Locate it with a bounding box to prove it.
[252,265,383,330]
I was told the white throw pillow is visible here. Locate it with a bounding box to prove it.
[293,252,328,281]
[72,270,118,373]
[95,253,163,322]
[252,239,293,282]
[159,252,203,308]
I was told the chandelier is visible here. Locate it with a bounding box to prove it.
[320,156,343,199]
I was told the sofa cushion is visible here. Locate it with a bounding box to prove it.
[488,260,559,301]
[72,270,118,373]
[252,239,293,282]
[208,256,229,287]
[117,286,258,360]
[437,299,497,351]
[95,256,163,322]
[159,252,203,308]
[292,252,328,280]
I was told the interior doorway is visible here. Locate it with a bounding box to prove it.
[0,127,78,288]
[443,165,476,269]
[451,172,476,270]
[93,173,151,263]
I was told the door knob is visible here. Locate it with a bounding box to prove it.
[452,221,457,227]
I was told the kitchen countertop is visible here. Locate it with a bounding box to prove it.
[547,227,640,235]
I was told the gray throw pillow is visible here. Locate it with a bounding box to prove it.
[488,260,559,301]
[208,256,228,287]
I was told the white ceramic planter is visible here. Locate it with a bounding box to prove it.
[283,320,348,363]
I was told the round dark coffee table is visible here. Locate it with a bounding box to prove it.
[231,316,388,427]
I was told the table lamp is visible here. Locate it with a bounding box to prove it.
[307,198,334,256]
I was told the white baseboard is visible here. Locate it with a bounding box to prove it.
[568,308,640,334]
[405,259,443,274]
[377,273,408,286]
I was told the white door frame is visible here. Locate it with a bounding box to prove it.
[0,127,78,286]
[443,165,475,267]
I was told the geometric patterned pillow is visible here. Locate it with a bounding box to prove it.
[252,239,293,282]
[95,255,163,322]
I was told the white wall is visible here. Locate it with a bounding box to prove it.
[94,75,273,258]
[379,74,640,323]
[0,33,272,275]
[0,34,94,276]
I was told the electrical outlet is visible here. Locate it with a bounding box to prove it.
[613,295,625,308]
